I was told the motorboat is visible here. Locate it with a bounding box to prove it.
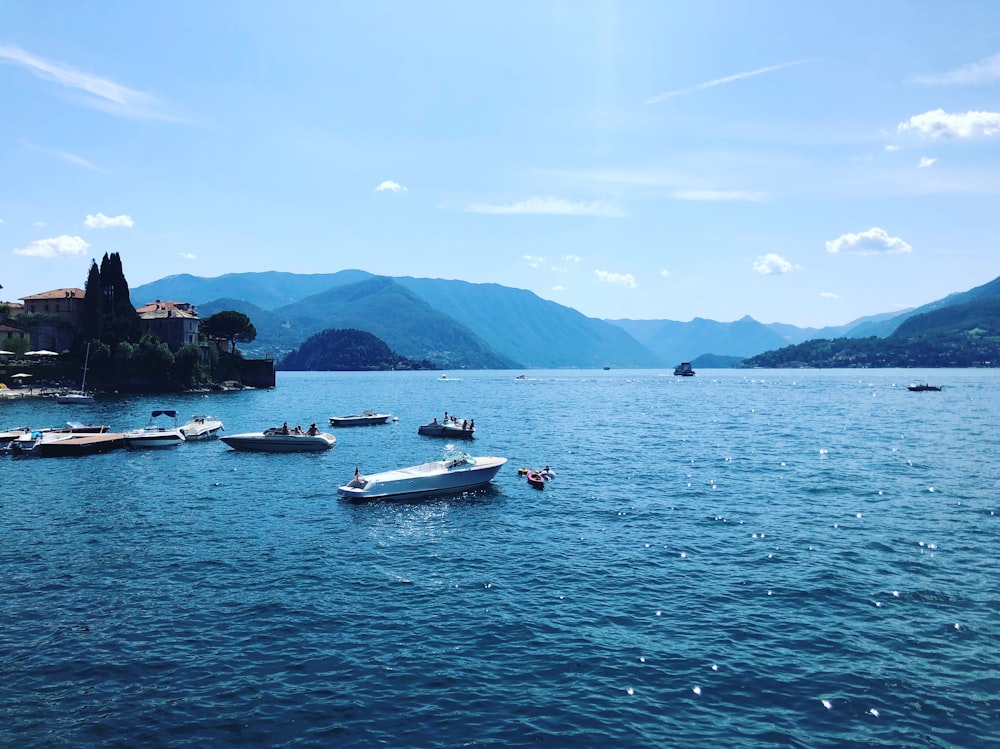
[674,362,695,376]
[329,410,391,427]
[417,419,474,439]
[220,427,336,452]
[36,432,125,457]
[123,410,186,449]
[907,383,942,392]
[180,414,225,440]
[337,453,507,500]
[437,374,461,381]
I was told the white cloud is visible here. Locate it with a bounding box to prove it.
[672,189,766,202]
[562,254,582,264]
[752,253,793,275]
[898,109,1000,138]
[179,252,196,260]
[0,44,176,121]
[646,60,808,104]
[85,212,134,228]
[884,144,900,152]
[465,197,625,218]
[552,285,566,292]
[13,234,90,258]
[594,270,637,288]
[913,53,1000,85]
[0,218,4,224]
[523,254,545,268]
[821,292,841,300]
[33,221,46,228]
[918,156,937,168]
[826,227,912,255]
[375,180,406,192]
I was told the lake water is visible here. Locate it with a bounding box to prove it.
[2,369,998,748]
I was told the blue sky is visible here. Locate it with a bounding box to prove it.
[2,1,999,328]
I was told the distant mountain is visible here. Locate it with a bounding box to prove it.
[132,268,1000,368]
[608,315,788,365]
[133,270,373,310]
[741,294,1000,368]
[278,328,435,371]
[269,276,519,369]
[396,277,663,368]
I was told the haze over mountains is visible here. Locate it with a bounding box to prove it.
[131,270,1000,369]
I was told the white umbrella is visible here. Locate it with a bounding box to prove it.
[24,350,59,356]
[11,373,33,378]
[0,350,15,355]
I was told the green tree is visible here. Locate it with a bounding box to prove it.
[201,310,257,353]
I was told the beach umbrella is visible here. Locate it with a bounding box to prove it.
[24,350,59,356]
[0,349,15,355]
[11,373,33,378]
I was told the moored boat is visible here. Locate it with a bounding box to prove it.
[329,410,391,427]
[123,410,186,449]
[180,414,225,440]
[37,433,125,457]
[337,453,507,500]
[221,427,336,452]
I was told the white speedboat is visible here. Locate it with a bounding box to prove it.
[337,453,507,500]
[221,427,336,452]
[417,419,474,439]
[329,410,391,427]
[180,414,225,440]
[123,410,186,449]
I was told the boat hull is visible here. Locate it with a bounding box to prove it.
[38,433,125,457]
[338,456,506,500]
[123,430,186,449]
[329,413,391,427]
[180,416,224,440]
[220,432,336,452]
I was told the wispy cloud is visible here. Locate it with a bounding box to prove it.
[660,269,670,278]
[18,139,105,172]
[562,254,582,264]
[13,234,90,258]
[898,109,1000,138]
[552,284,566,292]
[85,212,133,229]
[826,227,912,255]
[0,44,176,121]
[594,270,637,288]
[179,252,196,260]
[884,144,900,152]
[523,254,546,268]
[672,189,766,202]
[646,60,807,104]
[466,197,625,218]
[918,156,937,168]
[752,253,794,275]
[821,292,841,300]
[913,53,1000,85]
[375,180,407,192]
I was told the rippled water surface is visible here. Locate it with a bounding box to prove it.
[2,369,998,747]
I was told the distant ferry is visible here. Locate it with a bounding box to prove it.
[674,362,695,376]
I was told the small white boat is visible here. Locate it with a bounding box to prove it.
[338,453,507,500]
[180,414,225,440]
[329,410,391,427]
[58,342,96,403]
[123,410,186,449]
[221,427,336,452]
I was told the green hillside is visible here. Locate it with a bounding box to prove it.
[279,328,434,371]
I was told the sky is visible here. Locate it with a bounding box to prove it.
[2,1,999,329]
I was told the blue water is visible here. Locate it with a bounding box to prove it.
[2,369,998,748]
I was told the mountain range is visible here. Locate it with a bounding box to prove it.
[131,270,1000,369]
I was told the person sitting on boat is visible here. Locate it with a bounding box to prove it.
[431,417,438,424]
[293,425,304,434]
[281,422,290,434]
[307,423,319,435]
[350,466,366,488]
